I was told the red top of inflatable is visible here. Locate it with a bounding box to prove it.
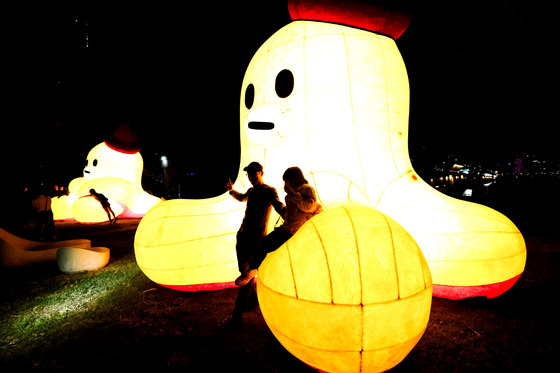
[288,0,411,39]
[104,123,142,154]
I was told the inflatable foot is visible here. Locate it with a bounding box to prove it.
[134,193,248,291]
[376,178,526,298]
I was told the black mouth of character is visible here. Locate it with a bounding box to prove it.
[248,122,275,130]
[84,170,91,174]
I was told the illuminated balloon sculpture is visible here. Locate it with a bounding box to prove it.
[258,205,432,373]
[52,124,162,224]
[1,228,91,268]
[135,0,526,299]
[135,194,251,290]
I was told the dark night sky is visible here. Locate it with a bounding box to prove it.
[1,1,553,197]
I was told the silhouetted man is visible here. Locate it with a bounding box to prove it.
[225,162,285,330]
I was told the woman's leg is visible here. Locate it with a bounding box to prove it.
[248,228,292,270]
[236,228,292,287]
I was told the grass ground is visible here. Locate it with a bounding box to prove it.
[1,180,559,372]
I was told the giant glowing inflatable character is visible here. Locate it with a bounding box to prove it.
[135,0,526,299]
[51,124,162,224]
[258,205,432,373]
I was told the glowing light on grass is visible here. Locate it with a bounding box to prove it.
[0,258,140,349]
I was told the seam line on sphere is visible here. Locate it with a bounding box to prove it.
[135,232,236,248]
[140,259,237,272]
[258,280,431,306]
[311,219,334,303]
[383,214,400,299]
[286,239,298,299]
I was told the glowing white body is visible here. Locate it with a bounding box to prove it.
[135,21,525,294]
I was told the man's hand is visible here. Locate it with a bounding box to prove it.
[226,179,233,192]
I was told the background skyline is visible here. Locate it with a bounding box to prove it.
[1,1,553,197]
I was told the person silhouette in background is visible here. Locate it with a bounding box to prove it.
[89,189,117,224]
[226,162,285,330]
[32,187,56,241]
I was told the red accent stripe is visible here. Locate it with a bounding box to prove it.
[432,273,523,300]
[157,281,238,292]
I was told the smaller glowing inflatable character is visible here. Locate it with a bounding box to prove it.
[258,206,432,373]
[51,124,162,224]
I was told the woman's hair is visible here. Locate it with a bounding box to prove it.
[282,167,308,188]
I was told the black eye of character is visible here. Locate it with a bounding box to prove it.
[245,83,255,109]
[275,69,294,98]
[93,159,98,167]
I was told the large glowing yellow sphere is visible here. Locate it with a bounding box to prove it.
[258,205,432,373]
[239,19,525,299]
